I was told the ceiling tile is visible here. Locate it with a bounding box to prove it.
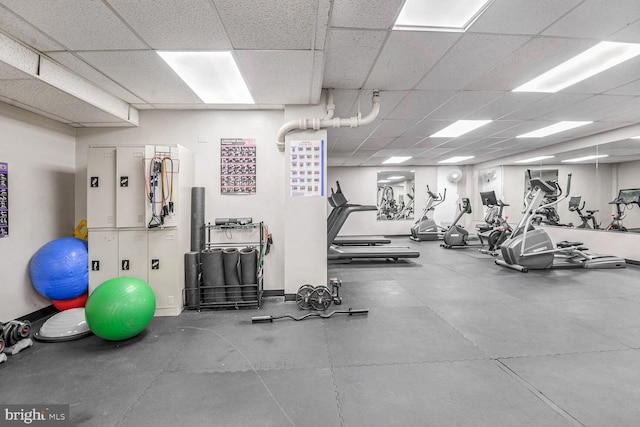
[323,29,387,88]
[370,119,419,138]
[0,0,146,50]
[563,56,640,95]
[469,92,548,120]
[107,0,231,50]
[467,37,596,91]
[0,4,65,51]
[387,90,456,120]
[331,0,404,29]
[365,31,460,91]
[77,51,202,104]
[536,95,634,121]
[427,91,505,120]
[500,93,590,120]
[469,0,582,35]
[45,52,145,104]
[235,50,314,104]
[417,33,530,91]
[543,0,640,39]
[214,0,317,50]
[314,0,331,50]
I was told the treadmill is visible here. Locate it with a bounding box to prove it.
[328,183,391,246]
[327,183,420,262]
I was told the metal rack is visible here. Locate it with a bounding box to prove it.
[185,221,265,310]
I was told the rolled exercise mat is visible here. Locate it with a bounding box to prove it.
[239,247,258,301]
[190,187,206,253]
[201,248,226,302]
[184,251,200,307]
[223,248,242,302]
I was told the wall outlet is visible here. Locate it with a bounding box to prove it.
[167,296,174,306]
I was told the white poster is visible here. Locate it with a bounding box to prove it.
[290,140,324,197]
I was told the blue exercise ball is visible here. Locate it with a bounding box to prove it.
[30,237,88,300]
[85,276,156,341]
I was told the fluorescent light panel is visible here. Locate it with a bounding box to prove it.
[513,41,640,93]
[158,51,254,104]
[561,154,608,163]
[382,156,412,164]
[431,120,492,138]
[387,176,404,180]
[394,0,493,32]
[516,121,592,138]
[438,156,474,164]
[515,155,555,164]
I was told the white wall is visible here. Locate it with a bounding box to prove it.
[75,109,286,293]
[0,104,76,321]
[616,160,640,230]
[499,163,614,229]
[327,165,476,235]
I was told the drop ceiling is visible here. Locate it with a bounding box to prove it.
[0,0,640,166]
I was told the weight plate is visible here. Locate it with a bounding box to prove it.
[295,284,315,310]
[18,321,31,339]
[309,286,332,311]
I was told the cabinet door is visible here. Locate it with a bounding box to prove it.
[118,230,148,282]
[87,147,116,228]
[116,146,146,228]
[148,230,181,311]
[88,230,118,294]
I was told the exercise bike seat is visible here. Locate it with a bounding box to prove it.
[556,240,584,248]
[586,209,598,214]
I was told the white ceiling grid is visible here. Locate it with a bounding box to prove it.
[0,0,638,164]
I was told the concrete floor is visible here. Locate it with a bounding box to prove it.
[2,238,640,426]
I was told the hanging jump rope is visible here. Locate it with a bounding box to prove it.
[144,156,175,228]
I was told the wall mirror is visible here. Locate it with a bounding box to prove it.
[376,171,415,221]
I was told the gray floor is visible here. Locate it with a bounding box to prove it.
[2,238,640,426]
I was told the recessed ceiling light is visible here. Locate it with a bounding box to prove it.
[514,155,555,164]
[382,156,412,164]
[438,156,475,164]
[377,180,391,183]
[158,51,254,104]
[387,176,404,180]
[430,120,492,138]
[561,154,608,163]
[394,0,494,32]
[513,41,640,93]
[516,121,592,138]
[632,136,640,139]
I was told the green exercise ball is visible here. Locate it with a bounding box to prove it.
[85,276,156,341]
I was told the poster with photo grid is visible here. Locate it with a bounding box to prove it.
[220,138,256,195]
[290,140,324,197]
[0,162,8,238]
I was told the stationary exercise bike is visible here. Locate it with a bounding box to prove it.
[496,174,625,272]
[568,196,599,229]
[410,186,447,241]
[605,189,640,231]
[441,198,480,249]
[477,191,512,255]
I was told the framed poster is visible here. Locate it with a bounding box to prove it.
[220,138,256,195]
[290,140,324,197]
[0,162,7,237]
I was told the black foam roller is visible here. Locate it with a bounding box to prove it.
[191,187,205,252]
[239,247,258,301]
[223,248,242,302]
[184,251,200,307]
[201,248,226,302]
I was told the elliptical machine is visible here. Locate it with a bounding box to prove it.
[496,174,625,272]
[440,198,479,249]
[568,196,599,229]
[410,186,447,241]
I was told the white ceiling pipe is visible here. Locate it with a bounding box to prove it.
[276,89,380,151]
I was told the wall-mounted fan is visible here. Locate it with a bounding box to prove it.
[446,168,463,184]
